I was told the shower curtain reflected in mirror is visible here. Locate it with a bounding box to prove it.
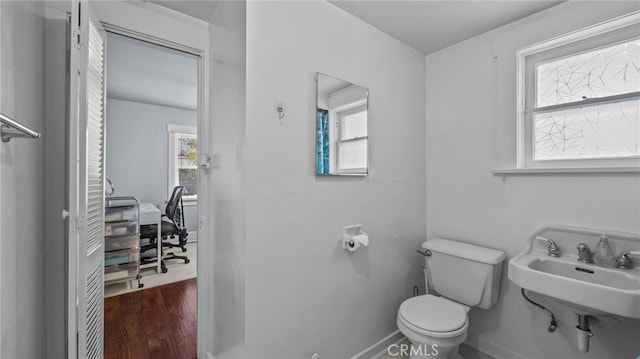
[316,109,329,174]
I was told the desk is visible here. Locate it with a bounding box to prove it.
[139,202,162,274]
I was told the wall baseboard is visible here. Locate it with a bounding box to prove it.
[350,330,406,359]
[475,336,526,359]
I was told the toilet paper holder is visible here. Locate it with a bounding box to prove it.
[342,224,369,252]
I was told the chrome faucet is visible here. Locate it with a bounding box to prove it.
[614,250,640,269]
[576,243,594,264]
[536,236,561,257]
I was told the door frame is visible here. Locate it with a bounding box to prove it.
[68,1,212,357]
[0,2,3,356]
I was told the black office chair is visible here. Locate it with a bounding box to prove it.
[140,186,190,273]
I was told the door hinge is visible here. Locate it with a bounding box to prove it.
[69,215,78,234]
[69,214,86,234]
[72,30,81,49]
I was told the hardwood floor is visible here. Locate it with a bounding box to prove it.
[104,278,197,359]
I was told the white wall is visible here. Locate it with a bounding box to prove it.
[0,1,46,358]
[105,98,198,232]
[44,4,70,358]
[245,2,426,358]
[425,2,640,359]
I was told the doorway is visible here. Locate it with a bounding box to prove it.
[101,31,200,357]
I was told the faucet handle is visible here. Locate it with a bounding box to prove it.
[536,236,561,257]
[614,250,640,269]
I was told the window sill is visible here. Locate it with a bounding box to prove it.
[492,167,640,176]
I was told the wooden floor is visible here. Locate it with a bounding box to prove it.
[104,278,197,359]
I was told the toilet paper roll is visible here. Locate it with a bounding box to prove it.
[352,233,369,247]
[344,233,369,252]
[345,238,360,252]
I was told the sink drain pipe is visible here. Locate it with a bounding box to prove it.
[576,314,593,353]
[521,289,558,333]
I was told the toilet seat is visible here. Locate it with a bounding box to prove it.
[398,295,468,338]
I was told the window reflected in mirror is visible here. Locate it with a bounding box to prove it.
[315,72,369,176]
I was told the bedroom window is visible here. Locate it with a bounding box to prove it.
[167,124,197,201]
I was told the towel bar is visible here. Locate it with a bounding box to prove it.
[1,112,41,142]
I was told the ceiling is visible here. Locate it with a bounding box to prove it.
[329,1,564,55]
[318,73,352,99]
[109,1,566,110]
[106,32,198,110]
[150,0,564,55]
[149,0,221,22]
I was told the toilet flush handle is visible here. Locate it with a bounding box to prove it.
[417,248,431,256]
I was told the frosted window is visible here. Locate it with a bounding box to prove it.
[341,110,368,140]
[536,39,640,107]
[338,139,368,170]
[534,98,639,160]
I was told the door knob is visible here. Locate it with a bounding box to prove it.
[199,153,212,172]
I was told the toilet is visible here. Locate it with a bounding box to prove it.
[397,238,505,359]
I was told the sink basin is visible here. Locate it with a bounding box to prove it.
[509,251,640,318]
[528,257,640,290]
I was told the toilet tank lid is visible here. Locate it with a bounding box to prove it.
[423,238,505,264]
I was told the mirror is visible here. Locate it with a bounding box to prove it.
[315,73,369,176]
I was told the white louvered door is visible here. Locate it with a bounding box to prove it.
[68,1,106,358]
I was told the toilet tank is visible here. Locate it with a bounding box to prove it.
[423,238,505,309]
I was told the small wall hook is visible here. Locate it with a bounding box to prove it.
[273,99,286,124]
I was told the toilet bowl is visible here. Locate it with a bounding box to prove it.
[397,295,468,359]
